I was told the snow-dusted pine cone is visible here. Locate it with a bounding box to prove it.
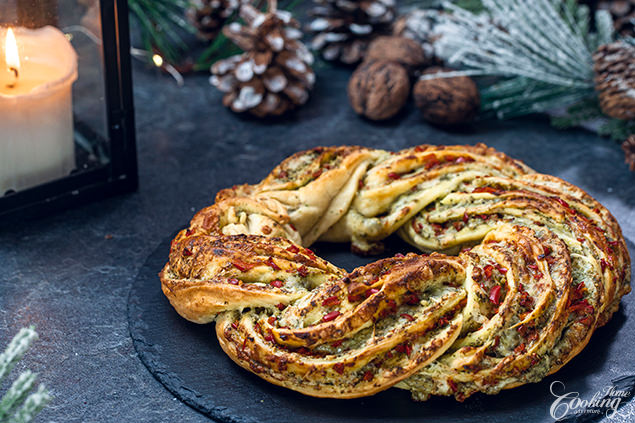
[593,40,635,120]
[210,5,315,117]
[187,0,244,41]
[598,0,635,37]
[308,0,396,65]
[392,9,447,65]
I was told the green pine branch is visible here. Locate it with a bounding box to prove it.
[128,0,195,66]
[0,328,51,423]
[430,0,616,120]
[598,119,635,141]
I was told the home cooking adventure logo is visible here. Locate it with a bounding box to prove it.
[549,377,634,421]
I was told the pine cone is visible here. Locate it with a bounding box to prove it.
[187,0,244,41]
[210,5,315,117]
[308,0,396,65]
[392,9,447,65]
[598,0,635,37]
[623,134,635,171]
[593,40,635,120]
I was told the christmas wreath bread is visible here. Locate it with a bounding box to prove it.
[160,144,631,401]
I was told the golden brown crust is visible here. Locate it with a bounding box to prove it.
[160,143,631,401]
[216,253,466,398]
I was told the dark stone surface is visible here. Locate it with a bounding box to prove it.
[130,233,634,423]
[0,60,634,422]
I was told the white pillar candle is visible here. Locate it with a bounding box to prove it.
[0,26,78,194]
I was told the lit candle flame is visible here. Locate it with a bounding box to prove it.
[6,28,20,72]
[5,28,19,87]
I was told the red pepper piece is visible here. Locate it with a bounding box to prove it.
[232,260,254,272]
[423,154,440,170]
[322,296,341,307]
[297,265,309,277]
[231,322,238,330]
[569,282,585,304]
[265,256,280,271]
[569,299,594,315]
[463,211,469,223]
[514,343,526,354]
[267,316,276,325]
[483,264,494,279]
[553,197,572,210]
[227,278,240,285]
[363,371,374,381]
[322,311,341,322]
[276,303,286,311]
[270,280,284,288]
[394,343,412,357]
[400,313,415,322]
[405,293,420,305]
[387,172,401,180]
[448,379,458,393]
[600,258,610,272]
[473,186,500,195]
[331,340,343,348]
[431,223,444,235]
[286,244,299,253]
[489,285,502,305]
[333,363,345,374]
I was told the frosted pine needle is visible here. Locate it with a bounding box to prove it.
[0,327,51,423]
[428,0,615,119]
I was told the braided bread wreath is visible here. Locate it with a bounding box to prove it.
[160,144,631,402]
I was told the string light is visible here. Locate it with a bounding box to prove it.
[152,54,164,67]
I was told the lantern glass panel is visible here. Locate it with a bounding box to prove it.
[0,0,137,220]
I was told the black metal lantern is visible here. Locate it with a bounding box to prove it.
[0,0,137,221]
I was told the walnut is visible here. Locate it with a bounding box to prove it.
[413,67,480,125]
[364,36,428,73]
[348,60,410,121]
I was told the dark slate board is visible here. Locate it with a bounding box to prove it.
[128,230,635,423]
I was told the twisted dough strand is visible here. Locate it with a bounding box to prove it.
[160,144,631,401]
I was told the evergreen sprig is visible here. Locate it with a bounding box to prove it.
[127,0,304,69]
[0,328,50,423]
[128,0,195,66]
[429,0,613,119]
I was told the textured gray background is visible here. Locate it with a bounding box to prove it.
[0,59,633,423]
